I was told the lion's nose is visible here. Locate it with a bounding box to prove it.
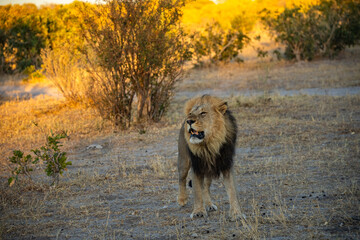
[187,119,195,125]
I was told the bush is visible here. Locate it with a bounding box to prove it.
[190,20,250,65]
[314,0,360,57]
[261,0,360,61]
[41,46,88,103]
[8,150,39,187]
[22,65,44,82]
[80,0,188,128]
[6,18,45,72]
[261,5,318,61]
[32,131,71,186]
[7,130,71,187]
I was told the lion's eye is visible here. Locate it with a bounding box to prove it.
[200,112,207,116]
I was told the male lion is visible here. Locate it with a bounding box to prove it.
[177,95,242,220]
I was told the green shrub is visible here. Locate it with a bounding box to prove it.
[32,131,71,186]
[7,131,71,187]
[191,21,249,65]
[8,150,39,187]
[314,0,360,57]
[261,6,317,61]
[22,65,44,82]
[261,0,360,61]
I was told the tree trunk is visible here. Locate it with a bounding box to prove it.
[136,90,150,123]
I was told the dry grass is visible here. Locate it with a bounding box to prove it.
[232,94,360,238]
[178,46,360,92]
[0,96,113,172]
[1,46,360,239]
[1,94,359,239]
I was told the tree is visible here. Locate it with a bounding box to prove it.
[81,0,188,127]
[0,3,87,73]
[190,20,249,65]
[314,0,360,57]
[0,4,44,72]
[261,0,360,61]
[7,18,45,71]
[261,6,317,61]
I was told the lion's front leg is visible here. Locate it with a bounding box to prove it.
[203,176,217,212]
[178,176,188,207]
[223,169,242,221]
[190,172,207,218]
[177,155,191,207]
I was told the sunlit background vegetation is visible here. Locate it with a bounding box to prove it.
[0,0,359,127]
[0,0,325,71]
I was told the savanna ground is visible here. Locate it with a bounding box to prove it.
[1,47,360,239]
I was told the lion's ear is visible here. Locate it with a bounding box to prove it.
[218,101,228,115]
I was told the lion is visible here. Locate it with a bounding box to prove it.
[177,95,242,221]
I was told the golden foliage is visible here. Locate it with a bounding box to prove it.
[182,0,320,33]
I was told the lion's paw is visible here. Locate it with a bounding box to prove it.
[206,203,218,212]
[190,209,207,219]
[228,211,246,222]
[177,195,188,207]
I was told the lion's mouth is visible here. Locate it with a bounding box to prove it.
[189,128,205,140]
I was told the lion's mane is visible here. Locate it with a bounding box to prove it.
[180,95,237,177]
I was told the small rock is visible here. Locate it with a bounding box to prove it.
[191,233,198,238]
[87,144,103,150]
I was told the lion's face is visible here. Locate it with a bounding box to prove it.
[184,95,228,145]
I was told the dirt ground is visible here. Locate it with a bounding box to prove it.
[1,48,360,239]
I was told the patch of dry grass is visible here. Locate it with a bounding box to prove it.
[238,95,360,239]
[0,96,113,172]
[1,93,359,239]
[1,46,360,239]
[178,46,360,92]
